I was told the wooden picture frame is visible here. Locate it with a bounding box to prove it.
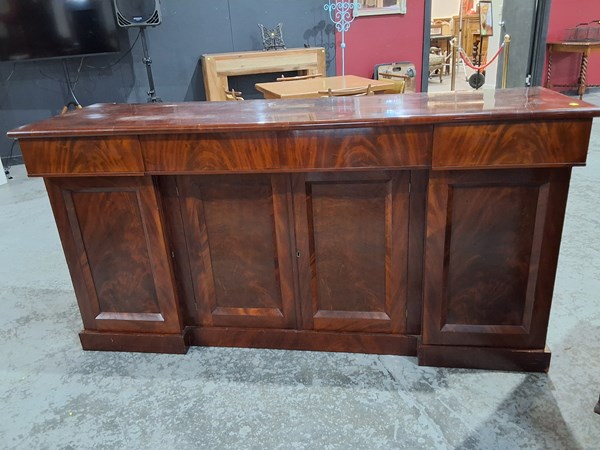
[479,1,494,36]
[353,0,407,17]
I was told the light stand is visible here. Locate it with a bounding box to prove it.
[139,27,161,103]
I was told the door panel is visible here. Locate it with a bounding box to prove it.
[45,177,182,334]
[177,174,297,329]
[293,172,410,333]
[423,169,571,348]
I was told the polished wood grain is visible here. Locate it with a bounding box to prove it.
[176,174,297,329]
[283,127,432,170]
[423,169,571,349]
[13,87,600,371]
[293,172,409,333]
[9,88,600,139]
[20,137,144,176]
[433,120,592,169]
[45,177,182,334]
[142,132,280,173]
[143,127,431,174]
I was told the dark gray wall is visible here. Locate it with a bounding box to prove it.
[0,0,336,161]
[496,0,536,88]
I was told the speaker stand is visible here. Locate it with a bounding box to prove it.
[140,27,161,103]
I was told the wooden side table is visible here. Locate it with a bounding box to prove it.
[546,41,600,99]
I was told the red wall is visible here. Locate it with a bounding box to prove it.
[335,0,426,91]
[546,0,600,89]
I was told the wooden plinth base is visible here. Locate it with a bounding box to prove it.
[417,343,552,372]
[79,330,190,354]
[190,327,418,356]
[78,328,553,373]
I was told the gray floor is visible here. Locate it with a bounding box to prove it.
[1,98,600,449]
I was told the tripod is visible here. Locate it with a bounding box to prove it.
[139,27,161,102]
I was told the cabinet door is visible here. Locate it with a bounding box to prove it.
[293,172,410,333]
[423,169,571,348]
[177,175,297,329]
[46,177,182,334]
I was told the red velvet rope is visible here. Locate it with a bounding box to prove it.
[459,43,505,71]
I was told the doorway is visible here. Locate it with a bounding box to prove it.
[424,0,549,93]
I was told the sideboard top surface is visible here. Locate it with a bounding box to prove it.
[8,87,600,139]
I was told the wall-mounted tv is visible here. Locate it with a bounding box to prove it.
[0,0,120,62]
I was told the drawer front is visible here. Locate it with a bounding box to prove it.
[21,137,144,176]
[283,126,432,170]
[432,120,591,169]
[142,132,280,173]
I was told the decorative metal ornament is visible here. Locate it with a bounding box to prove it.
[324,1,360,76]
[259,23,286,51]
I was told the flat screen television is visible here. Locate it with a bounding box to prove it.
[0,0,120,62]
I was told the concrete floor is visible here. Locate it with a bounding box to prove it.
[1,97,600,449]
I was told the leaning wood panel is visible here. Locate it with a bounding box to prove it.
[283,126,432,170]
[202,48,326,101]
[432,120,592,169]
[21,137,144,176]
[142,133,281,173]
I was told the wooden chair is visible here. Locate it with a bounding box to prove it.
[224,88,244,101]
[379,72,407,94]
[318,84,373,97]
[429,47,446,83]
[276,73,323,82]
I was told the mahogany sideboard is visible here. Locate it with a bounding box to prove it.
[9,87,600,372]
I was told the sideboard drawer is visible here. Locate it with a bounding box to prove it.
[21,136,144,176]
[283,126,432,170]
[432,120,592,169]
[142,132,280,173]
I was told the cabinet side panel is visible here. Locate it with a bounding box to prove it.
[423,169,571,349]
[70,190,161,314]
[445,184,540,326]
[45,177,182,334]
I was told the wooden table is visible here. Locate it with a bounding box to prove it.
[255,75,396,99]
[546,41,600,99]
[431,35,453,56]
[8,88,600,372]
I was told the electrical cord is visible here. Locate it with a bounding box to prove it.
[2,62,16,83]
[85,29,142,70]
[2,140,18,179]
[38,28,142,99]
[63,60,81,106]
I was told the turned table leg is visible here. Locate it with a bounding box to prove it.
[546,50,553,88]
[578,50,590,99]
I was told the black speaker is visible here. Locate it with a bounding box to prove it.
[113,0,162,27]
